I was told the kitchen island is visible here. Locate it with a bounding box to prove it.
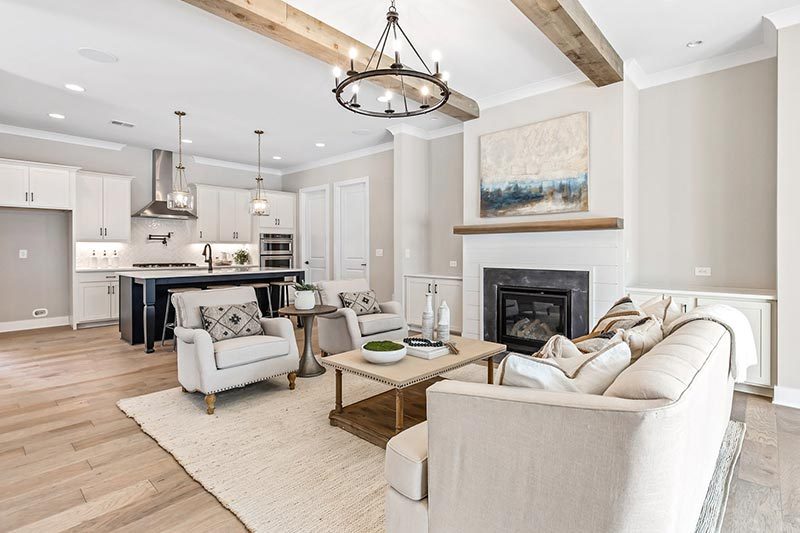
[119,267,305,353]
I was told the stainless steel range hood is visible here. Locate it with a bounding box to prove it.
[132,149,197,220]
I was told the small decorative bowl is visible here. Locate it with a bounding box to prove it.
[361,342,407,365]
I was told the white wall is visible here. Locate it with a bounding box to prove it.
[636,59,777,290]
[281,150,394,301]
[775,24,800,402]
[428,133,464,276]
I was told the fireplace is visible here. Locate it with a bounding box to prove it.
[484,268,589,357]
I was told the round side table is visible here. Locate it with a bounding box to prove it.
[278,304,337,377]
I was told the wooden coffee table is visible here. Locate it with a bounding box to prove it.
[320,336,506,448]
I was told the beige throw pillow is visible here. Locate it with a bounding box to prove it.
[616,316,664,360]
[591,296,646,334]
[200,301,263,342]
[641,295,683,327]
[498,340,631,395]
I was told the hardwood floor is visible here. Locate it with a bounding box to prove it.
[0,324,798,532]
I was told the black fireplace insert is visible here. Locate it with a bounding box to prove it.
[498,286,570,353]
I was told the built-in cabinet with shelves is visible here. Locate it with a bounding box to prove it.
[192,184,253,243]
[627,286,776,393]
[75,171,132,241]
[257,191,296,231]
[75,272,120,325]
[0,158,77,210]
[404,275,463,334]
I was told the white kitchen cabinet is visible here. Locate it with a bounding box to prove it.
[195,186,220,242]
[74,272,121,326]
[75,172,132,241]
[0,159,76,209]
[258,191,296,231]
[193,185,254,243]
[628,286,775,391]
[404,275,463,334]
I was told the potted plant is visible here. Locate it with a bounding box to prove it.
[233,249,251,266]
[293,282,317,310]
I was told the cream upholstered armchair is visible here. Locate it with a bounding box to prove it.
[316,279,408,355]
[172,287,299,414]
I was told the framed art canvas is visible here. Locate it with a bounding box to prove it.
[480,112,589,217]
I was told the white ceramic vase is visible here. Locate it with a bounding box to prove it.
[294,290,316,310]
[437,300,450,342]
[421,291,435,340]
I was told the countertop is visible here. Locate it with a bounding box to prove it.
[76,264,259,273]
[117,267,304,280]
[627,285,777,301]
[404,273,463,281]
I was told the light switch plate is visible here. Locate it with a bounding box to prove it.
[695,266,712,276]
[449,260,458,267]
[375,248,384,257]
[18,249,27,259]
[404,248,411,259]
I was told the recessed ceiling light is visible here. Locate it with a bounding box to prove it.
[78,47,118,63]
[352,129,371,136]
[64,83,85,92]
[181,139,193,144]
[272,155,282,160]
[48,113,65,119]
[686,40,703,48]
[315,142,326,147]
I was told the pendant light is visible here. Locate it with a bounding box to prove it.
[250,129,270,216]
[166,111,194,211]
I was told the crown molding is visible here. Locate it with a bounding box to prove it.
[426,124,463,139]
[478,71,588,110]
[282,142,393,175]
[192,155,281,175]
[630,42,776,90]
[0,123,126,151]
[385,123,463,140]
[765,5,800,30]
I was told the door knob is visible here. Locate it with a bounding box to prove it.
[304,261,309,265]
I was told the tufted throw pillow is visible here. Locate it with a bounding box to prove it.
[339,290,382,315]
[498,340,631,394]
[200,301,263,342]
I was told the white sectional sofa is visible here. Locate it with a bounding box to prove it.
[385,319,735,533]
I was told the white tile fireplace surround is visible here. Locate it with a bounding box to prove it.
[461,230,625,340]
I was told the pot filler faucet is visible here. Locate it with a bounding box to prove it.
[202,243,213,272]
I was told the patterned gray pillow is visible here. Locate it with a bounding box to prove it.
[339,290,382,316]
[199,301,263,342]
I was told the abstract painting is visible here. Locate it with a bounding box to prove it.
[480,112,589,217]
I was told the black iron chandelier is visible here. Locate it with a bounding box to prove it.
[332,0,450,118]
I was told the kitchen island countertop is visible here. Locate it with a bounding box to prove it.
[117,267,302,280]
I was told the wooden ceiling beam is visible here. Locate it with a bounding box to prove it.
[180,0,480,121]
[510,0,623,87]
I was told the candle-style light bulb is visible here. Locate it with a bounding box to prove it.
[347,47,358,75]
[420,85,430,109]
[350,83,361,108]
[384,90,393,101]
[392,39,402,68]
[431,50,442,75]
[332,66,342,91]
[441,71,450,84]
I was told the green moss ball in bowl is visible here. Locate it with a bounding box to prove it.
[361,340,407,364]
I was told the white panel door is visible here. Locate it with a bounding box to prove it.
[28,167,71,209]
[697,297,772,386]
[102,177,131,241]
[80,282,112,321]
[75,174,104,241]
[217,189,237,242]
[300,186,329,283]
[334,179,369,280]
[405,277,432,327]
[234,190,253,242]
[0,162,29,207]
[435,279,463,333]
[196,187,220,242]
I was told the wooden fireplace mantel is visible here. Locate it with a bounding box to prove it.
[452,217,624,235]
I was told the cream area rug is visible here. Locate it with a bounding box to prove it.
[117,364,487,533]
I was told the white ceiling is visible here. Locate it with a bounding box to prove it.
[0,0,797,170]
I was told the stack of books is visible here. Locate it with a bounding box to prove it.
[404,343,450,360]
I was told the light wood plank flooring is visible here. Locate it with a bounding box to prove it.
[0,325,798,532]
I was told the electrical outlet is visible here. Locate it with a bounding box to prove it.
[695,266,712,277]
[375,248,384,257]
[404,248,411,259]
[449,260,458,268]
[18,249,27,259]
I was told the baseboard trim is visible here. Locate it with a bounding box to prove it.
[0,315,71,333]
[773,386,800,410]
[735,382,773,398]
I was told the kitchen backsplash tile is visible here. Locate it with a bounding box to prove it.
[76,218,258,268]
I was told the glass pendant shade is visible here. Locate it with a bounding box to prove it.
[169,111,195,212]
[250,194,270,216]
